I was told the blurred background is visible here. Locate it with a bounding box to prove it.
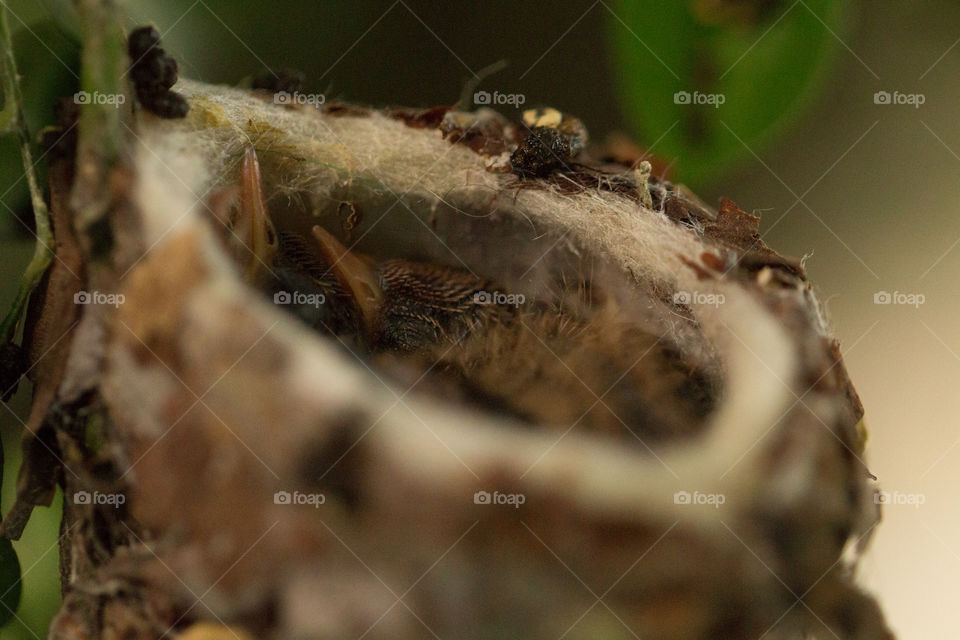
[1,1,957,637]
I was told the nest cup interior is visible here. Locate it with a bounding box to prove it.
[217,154,726,448]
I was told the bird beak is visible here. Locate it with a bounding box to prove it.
[238,147,278,283]
[310,225,383,336]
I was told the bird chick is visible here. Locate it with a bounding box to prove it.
[306,225,497,352]
[281,227,716,443]
[214,151,716,445]
[422,308,716,443]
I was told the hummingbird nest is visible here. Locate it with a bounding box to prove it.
[10,77,891,640]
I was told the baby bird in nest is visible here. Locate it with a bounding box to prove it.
[214,147,717,445]
[272,226,715,444]
[266,226,497,352]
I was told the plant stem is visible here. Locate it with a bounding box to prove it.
[71,0,125,230]
[0,3,54,345]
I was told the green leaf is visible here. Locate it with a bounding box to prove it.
[606,0,849,186]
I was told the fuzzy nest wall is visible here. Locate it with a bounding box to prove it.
[9,77,891,640]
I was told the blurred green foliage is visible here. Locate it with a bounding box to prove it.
[607,0,846,184]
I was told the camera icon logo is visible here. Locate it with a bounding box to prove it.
[473,90,491,105]
[673,490,691,505]
[274,291,292,304]
[873,291,892,305]
[274,490,292,504]
[73,91,91,104]
[473,291,492,304]
[673,291,691,305]
[874,490,891,504]
[674,91,691,104]
[473,490,491,504]
[74,291,91,304]
[73,490,92,504]
[274,91,292,105]
[873,91,891,105]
